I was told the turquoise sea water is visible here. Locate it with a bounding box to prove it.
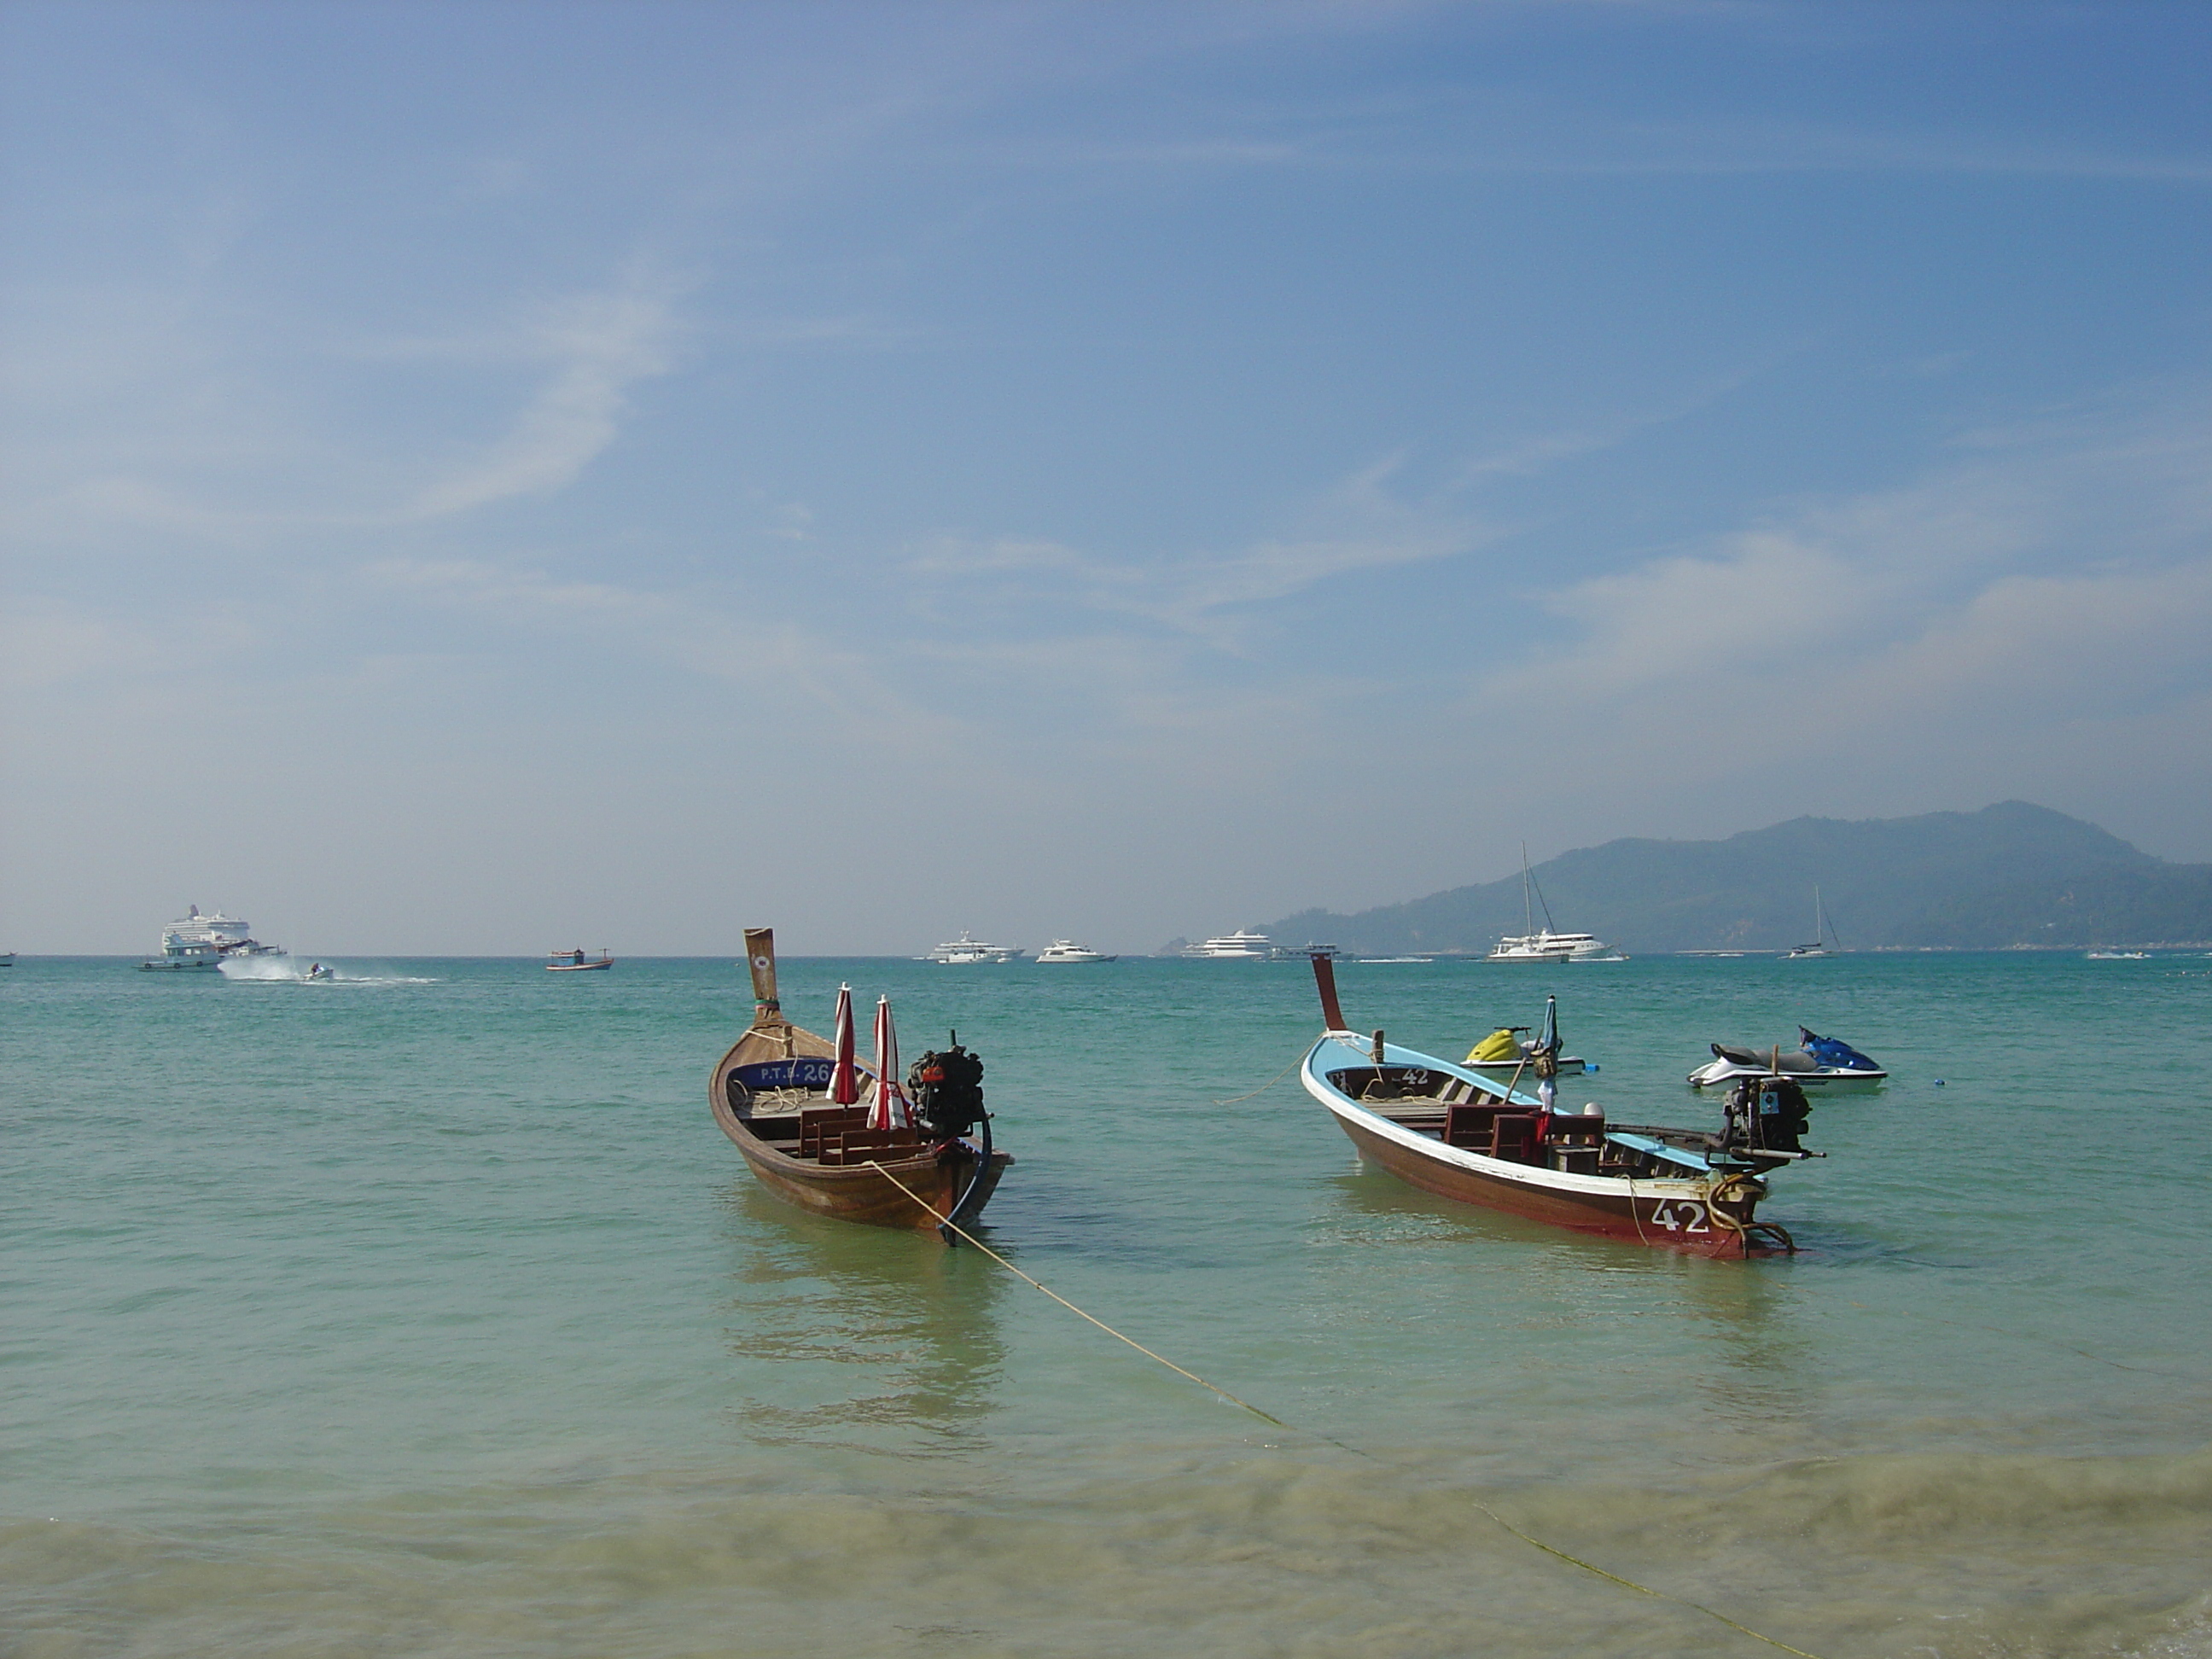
[5,951,2209,1657]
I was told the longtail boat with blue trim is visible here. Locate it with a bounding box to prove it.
[710,928,1010,1241]
[1299,957,1814,1257]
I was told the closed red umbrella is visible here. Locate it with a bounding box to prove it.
[828,984,859,1106]
[870,994,909,1131]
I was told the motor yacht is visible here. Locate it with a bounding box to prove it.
[1035,940,1117,963]
[139,906,286,971]
[1185,929,1272,959]
[925,932,1025,963]
[1266,941,1342,961]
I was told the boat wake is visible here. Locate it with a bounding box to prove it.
[216,958,435,986]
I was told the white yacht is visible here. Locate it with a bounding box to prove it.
[925,931,1025,964]
[1487,928,1621,963]
[1487,845,1623,963]
[1185,929,1272,959]
[1035,940,1118,963]
[139,905,286,971]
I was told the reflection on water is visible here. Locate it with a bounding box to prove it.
[714,1182,1007,1456]
[1318,1162,1818,1439]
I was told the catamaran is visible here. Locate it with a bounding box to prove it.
[1487,847,1623,963]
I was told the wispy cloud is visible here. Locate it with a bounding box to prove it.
[908,459,1491,649]
[406,280,682,519]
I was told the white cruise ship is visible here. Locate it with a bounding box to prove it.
[1035,940,1117,963]
[1185,929,1272,959]
[139,906,287,971]
[924,931,1025,964]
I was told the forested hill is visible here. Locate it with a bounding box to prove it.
[1261,803,2212,954]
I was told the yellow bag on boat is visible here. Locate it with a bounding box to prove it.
[1466,1027,1520,1064]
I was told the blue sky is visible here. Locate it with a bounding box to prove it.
[5,1,2211,953]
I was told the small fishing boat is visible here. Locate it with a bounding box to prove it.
[1300,958,1812,1255]
[1686,1027,1886,1092]
[710,928,1010,1240]
[547,949,613,971]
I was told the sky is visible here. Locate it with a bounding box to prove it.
[4,0,2211,955]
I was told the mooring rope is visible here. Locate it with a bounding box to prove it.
[1208,1052,1306,1107]
[870,1164,1829,1659]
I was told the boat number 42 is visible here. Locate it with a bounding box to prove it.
[1650,1201,1708,1233]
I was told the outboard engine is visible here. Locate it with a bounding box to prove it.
[907,1039,987,1141]
[1722,1074,1811,1155]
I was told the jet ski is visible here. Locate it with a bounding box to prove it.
[1687,1026,1885,1092]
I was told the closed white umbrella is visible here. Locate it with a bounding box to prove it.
[829,984,859,1106]
[870,995,909,1132]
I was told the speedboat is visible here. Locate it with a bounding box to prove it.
[1299,961,1811,1255]
[1035,940,1117,963]
[139,906,286,970]
[1185,929,1272,958]
[926,932,1024,963]
[1687,1027,1886,1093]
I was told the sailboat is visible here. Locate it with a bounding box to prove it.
[1783,888,1841,959]
[1487,845,1623,963]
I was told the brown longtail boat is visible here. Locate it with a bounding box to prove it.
[1299,956,1813,1257]
[709,928,1010,1241]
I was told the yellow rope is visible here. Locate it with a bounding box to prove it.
[871,1165,1830,1659]
[874,1165,1289,1428]
[1209,1053,1306,1108]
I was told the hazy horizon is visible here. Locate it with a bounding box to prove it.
[8,3,2212,955]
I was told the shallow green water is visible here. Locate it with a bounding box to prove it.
[5,952,2209,1656]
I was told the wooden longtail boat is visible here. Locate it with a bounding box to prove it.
[1299,957,1812,1257]
[709,929,1011,1241]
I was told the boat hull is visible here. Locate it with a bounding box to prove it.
[1327,1107,1761,1256]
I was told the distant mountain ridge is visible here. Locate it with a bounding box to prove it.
[1261,803,2212,954]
